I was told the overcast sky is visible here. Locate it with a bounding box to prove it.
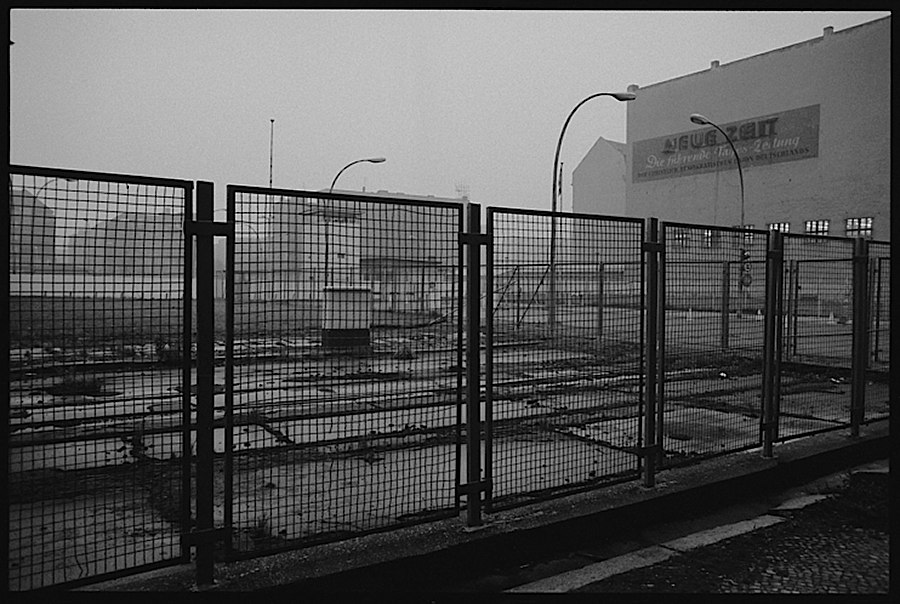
[9,9,890,211]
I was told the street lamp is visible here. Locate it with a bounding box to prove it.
[548,91,635,334]
[690,113,750,312]
[689,114,745,231]
[324,157,386,286]
[329,157,386,194]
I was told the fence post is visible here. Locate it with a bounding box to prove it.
[183,182,233,588]
[483,207,494,514]
[596,262,604,339]
[761,231,784,457]
[193,181,216,587]
[461,203,488,526]
[642,218,661,487]
[850,237,869,437]
[720,261,730,350]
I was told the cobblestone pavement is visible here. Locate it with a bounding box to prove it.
[574,469,888,594]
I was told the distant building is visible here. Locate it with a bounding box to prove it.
[9,188,56,273]
[235,190,467,311]
[572,137,628,216]
[71,211,182,274]
[575,16,890,241]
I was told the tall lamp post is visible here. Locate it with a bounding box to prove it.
[689,113,749,312]
[548,91,636,334]
[324,157,386,287]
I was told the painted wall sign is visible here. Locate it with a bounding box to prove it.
[632,105,820,183]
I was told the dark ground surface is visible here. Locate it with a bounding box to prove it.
[574,470,889,594]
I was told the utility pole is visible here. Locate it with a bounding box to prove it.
[269,118,274,188]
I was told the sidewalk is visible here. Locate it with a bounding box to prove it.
[510,458,888,593]
[78,420,888,592]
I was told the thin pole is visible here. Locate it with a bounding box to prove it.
[269,118,274,188]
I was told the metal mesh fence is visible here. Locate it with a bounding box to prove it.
[867,242,890,372]
[7,167,191,590]
[226,187,463,554]
[658,223,768,467]
[862,241,890,424]
[777,234,856,441]
[486,209,644,507]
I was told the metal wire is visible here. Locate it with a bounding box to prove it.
[658,223,769,467]
[226,188,463,553]
[777,234,856,441]
[7,168,191,590]
[486,209,644,507]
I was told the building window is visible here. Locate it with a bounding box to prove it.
[672,228,690,247]
[768,222,790,233]
[845,217,873,238]
[733,224,754,246]
[805,220,829,237]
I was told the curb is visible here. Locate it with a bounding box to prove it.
[79,422,888,592]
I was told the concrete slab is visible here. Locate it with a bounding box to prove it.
[770,494,831,512]
[507,514,786,593]
[506,545,675,593]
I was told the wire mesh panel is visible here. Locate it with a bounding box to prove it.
[867,241,890,372]
[7,167,191,590]
[486,208,644,508]
[863,241,890,424]
[226,187,463,555]
[777,234,856,441]
[658,223,768,467]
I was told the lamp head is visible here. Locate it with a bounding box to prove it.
[690,113,711,126]
[610,92,637,102]
[367,157,387,164]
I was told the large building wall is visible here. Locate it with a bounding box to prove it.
[622,17,890,239]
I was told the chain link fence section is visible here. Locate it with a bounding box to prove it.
[866,241,890,373]
[486,209,644,509]
[658,224,769,468]
[777,234,856,441]
[7,167,191,590]
[862,241,890,425]
[225,187,464,555]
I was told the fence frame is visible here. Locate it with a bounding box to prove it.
[4,165,891,590]
[6,164,195,590]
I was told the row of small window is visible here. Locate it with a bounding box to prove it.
[766,217,874,238]
[671,217,874,247]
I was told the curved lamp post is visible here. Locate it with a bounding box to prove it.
[329,157,386,194]
[548,91,635,333]
[690,113,749,313]
[689,114,745,230]
[324,157,386,286]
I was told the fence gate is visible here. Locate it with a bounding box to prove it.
[223,186,464,557]
[6,166,193,590]
[657,223,769,467]
[485,208,645,509]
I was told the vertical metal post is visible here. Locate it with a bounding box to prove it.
[762,231,783,457]
[194,181,216,586]
[783,258,794,360]
[655,224,666,457]
[1,175,11,593]
[223,186,236,556]
[720,261,730,350]
[465,203,483,526]
[483,208,494,514]
[642,218,660,487]
[871,258,882,364]
[180,184,195,561]
[850,238,869,437]
[792,262,802,357]
[596,262,604,338]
